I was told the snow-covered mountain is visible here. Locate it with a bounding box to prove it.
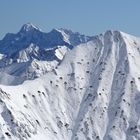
[0,23,90,85]
[0,25,140,140]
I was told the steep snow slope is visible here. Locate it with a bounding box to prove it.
[0,30,140,140]
[0,23,91,85]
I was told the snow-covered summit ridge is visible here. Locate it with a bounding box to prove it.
[20,23,42,32]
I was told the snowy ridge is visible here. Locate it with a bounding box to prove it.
[0,28,140,140]
[20,23,42,32]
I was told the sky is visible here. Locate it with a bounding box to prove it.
[0,0,140,39]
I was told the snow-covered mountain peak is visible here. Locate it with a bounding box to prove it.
[55,28,74,35]
[103,29,140,41]
[102,30,122,38]
[52,28,92,46]
[20,23,42,33]
[96,30,140,48]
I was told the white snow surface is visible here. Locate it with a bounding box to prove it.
[0,29,140,140]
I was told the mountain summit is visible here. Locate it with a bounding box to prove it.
[0,25,140,140]
[20,23,42,32]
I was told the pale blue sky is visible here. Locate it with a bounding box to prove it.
[0,0,140,39]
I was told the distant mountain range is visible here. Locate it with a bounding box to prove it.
[0,23,91,85]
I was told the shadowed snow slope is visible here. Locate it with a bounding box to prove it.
[0,29,140,140]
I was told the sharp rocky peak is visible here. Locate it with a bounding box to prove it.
[19,23,42,33]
